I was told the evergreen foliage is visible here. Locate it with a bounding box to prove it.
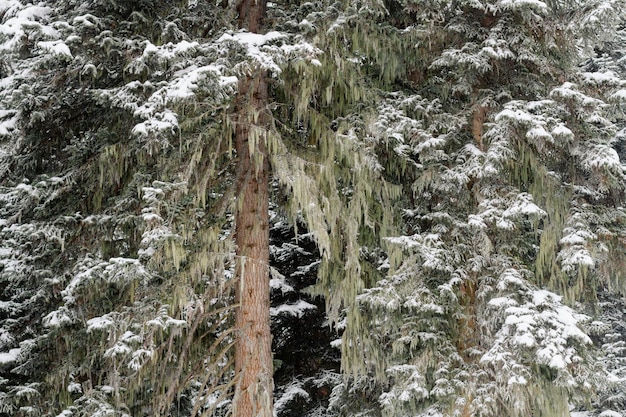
[269,219,341,417]
[0,0,625,416]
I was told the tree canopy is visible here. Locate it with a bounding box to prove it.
[1,0,626,416]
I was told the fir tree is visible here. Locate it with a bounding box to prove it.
[327,0,626,416]
[1,0,626,417]
[0,0,396,415]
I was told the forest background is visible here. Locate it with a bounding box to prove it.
[1,0,626,416]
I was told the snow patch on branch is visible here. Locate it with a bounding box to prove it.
[218,30,287,74]
[270,300,317,318]
[498,0,548,14]
[0,347,21,365]
[37,40,72,59]
[484,282,591,375]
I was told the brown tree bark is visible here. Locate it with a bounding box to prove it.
[232,0,272,416]
[236,0,266,33]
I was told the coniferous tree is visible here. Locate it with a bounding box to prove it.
[0,0,396,415]
[332,0,626,416]
[269,217,341,417]
[1,1,626,417]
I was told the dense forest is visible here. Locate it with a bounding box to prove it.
[1,0,626,416]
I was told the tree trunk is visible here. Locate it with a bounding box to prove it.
[232,0,272,416]
[236,0,266,33]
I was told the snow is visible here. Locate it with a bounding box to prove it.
[138,246,156,258]
[270,300,316,318]
[100,385,115,394]
[141,212,162,223]
[58,257,150,307]
[220,75,238,86]
[559,247,595,270]
[104,341,132,359]
[598,411,623,417]
[386,235,421,248]
[550,82,604,108]
[0,347,20,364]
[415,136,446,152]
[217,30,287,74]
[43,308,74,327]
[274,382,310,414]
[582,71,622,87]
[403,300,443,314]
[499,0,548,13]
[496,218,515,230]
[532,289,559,305]
[526,125,552,142]
[502,193,546,218]
[481,43,514,61]
[103,39,242,140]
[269,275,295,294]
[67,381,82,394]
[467,214,487,229]
[483,287,592,371]
[38,40,73,59]
[291,260,320,277]
[128,349,153,371]
[0,4,56,51]
[582,145,621,170]
[0,113,16,136]
[610,89,626,101]
[219,30,285,47]
[140,226,177,253]
[120,331,141,344]
[547,353,566,369]
[495,108,534,124]
[128,63,236,138]
[380,365,430,406]
[0,327,14,347]
[86,316,115,332]
[1,0,621,413]
[0,2,52,26]
[132,110,179,137]
[0,0,19,14]
[489,297,517,307]
[507,375,527,385]
[81,214,113,225]
[551,124,574,139]
[497,269,525,289]
[167,65,234,99]
[72,14,100,28]
[140,40,199,62]
[560,223,595,246]
[142,186,165,203]
[146,312,187,330]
